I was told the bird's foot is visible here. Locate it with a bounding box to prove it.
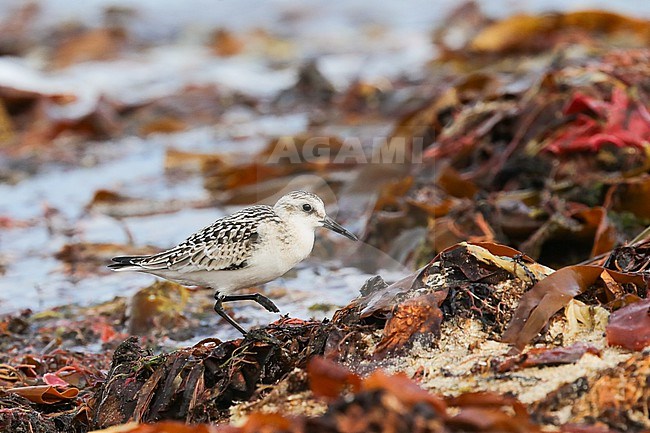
[212,290,280,336]
[218,292,280,313]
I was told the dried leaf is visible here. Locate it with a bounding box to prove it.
[164,149,223,173]
[569,207,617,258]
[608,175,650,219]
[446,392,539,431]
[42,372,69,388]
[606,298,650,351]
[437,165,478,198]
[236,412,297,433]
[127,281,189,335]
[55,242,158,272]
[564,299,609,337]
[52,28,125,68]
[139,117,187,135]
[86,189,213,218]
[522,343,601,368]
[449,407,542,432]
[470,14,556,53]
[447,392,527,416]
[503,265,647,349]
[460,242,555,284]
[495,342,601,372]
[470,11,650,54]
[88,421,220,433]
[362,370,447,414]
[10,384,79,404]
[406,185,456,217]
[210,29,244,57]
[374,292,447,356]
[307,356,361,399]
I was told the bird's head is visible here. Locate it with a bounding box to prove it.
[273,191,357,241]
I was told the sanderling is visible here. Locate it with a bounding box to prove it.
[109,190,357,334]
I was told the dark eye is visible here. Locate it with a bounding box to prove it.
[302,203,313,212]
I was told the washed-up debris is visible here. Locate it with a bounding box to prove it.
[50,27,127,69]
[605,299,650,351]
[494,342,602,372]
[534,352,650,430]
[55,242,159,275]
[88,359,547,433]
[0,348,108,432]
[85,189,215,219]
[9,384,79,404]
[126,281,189,335]
[502,265,648,349]
[91,319,328,427]
[276,61,336,107]
[333,241,553,357]
[2,239,648,432]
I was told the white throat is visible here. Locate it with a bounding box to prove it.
[281,214,317,263]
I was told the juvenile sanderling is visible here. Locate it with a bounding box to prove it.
[109,190,357,334]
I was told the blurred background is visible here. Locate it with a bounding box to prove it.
[1,0,650,336]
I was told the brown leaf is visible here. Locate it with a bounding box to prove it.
[203,162,298,192]
[88,421,221,432]
[522,342,601,368]
[495,342,601,372]
[437,165,478,199]
[86,189,213,218]
[55,242,157,271]
[10,384,79,404]
[373,176,413,211]
[0,2,39,56]
[210,29,244,57]
[608,175,650,219]
[470,11,650,54]
[374,292,447,356]
[0,99,14,144]
[606,298,650,351]
[406,185,455,217]
[502,265,647,349]
[449,407,542,432]
[127,281,189,335]
[362,370,447,414]
[236,412,297,433]
[447,392,527,416]
[435,241,553,284]
[52,28,125,68]
[571,207,617,258]
[446,392,539,432]
[164,149,223,173]
[307,357,361,399]
[139,117,187,136]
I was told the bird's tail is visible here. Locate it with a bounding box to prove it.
[108,255,146,271]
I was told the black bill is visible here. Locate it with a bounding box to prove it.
[321,216,358,241]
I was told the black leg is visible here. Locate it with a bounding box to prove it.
[213,293,248,335]
[217,292,280,313]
